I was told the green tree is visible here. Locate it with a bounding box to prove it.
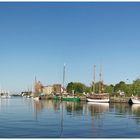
[104,84,114,94]
[66,82,86,94]
[114,81,127,93]
[132,78,140,96]
[66,82,74,93]
[85,86,91,93]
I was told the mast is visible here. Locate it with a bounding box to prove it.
[93,65,96,93]
[35,76,37,85]
[33,76,37,96]
[62,63,66,92]
[99,64,102,93]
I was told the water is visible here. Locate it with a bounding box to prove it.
[0,97,140,138]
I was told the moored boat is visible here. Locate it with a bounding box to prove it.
[53,95,61,100]
[86,65,110,103]
[1,95,11,99]
[129,97,140,104]
[62,96,80,102]
[86,93,110,103]
[61,64,80,102]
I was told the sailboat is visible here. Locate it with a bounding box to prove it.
[0,89,11,99]
[86,65,110,103]
[61,64,80,102]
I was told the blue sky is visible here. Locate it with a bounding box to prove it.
[0,2,140,92]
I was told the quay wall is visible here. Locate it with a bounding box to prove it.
[110,96,130,103]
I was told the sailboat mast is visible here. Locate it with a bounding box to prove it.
[62,64,66,92]
[33,76,37,96]
[93,65,96,93]
[99,65,102,93]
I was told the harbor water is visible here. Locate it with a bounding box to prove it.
[0,97,140,138]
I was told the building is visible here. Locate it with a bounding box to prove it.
[43,85,53,95]
[34,81,44,96]
[53,84,61,94]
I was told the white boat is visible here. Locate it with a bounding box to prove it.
[87,98,109,103]
[86,93,110,103]
[129,94,140,104]
[0,89,11,99]
[1,95,11,99]
[87,65,110,103]
[129,97,140,104]
[1,95,7,99]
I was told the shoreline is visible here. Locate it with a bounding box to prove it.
[38,95,131,103]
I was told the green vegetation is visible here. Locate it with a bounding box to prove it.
[66,78,140,97]
[67,82,86,94]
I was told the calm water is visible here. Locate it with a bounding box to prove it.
[0,97,140,138]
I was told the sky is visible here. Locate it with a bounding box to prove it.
[0,2,140,93]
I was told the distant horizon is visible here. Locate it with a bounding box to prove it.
[0,2,140,92]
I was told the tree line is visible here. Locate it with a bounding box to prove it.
[66,78,140,97]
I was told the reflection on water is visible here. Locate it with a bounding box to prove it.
[131,104,140,124]
[87,102,109,114]
[131,104,140,112]
[1,97,140,138]
[34,100,62,120]
[32,100,110,117]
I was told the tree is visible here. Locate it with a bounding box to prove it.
[66,82,74,93]
[66,82,86,94]
[104,84,114,94]
[114,81,127,93]
[132,78,140,96]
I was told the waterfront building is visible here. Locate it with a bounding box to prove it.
[34,81,43,93]
[43,85,53,95]
[53,84,61,94]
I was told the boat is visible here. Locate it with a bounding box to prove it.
[86,93,110,103]
[129,95,140,104]
[86,65,110,103]
[0,90,11,99]
[62,95,80,102]
[53,95,61,100]
[61,64,80,102]
[1,95,11,99]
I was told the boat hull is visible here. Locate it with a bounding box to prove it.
[1,95,11,99]
[87,98,109,103]
[62,97,80,102]
[130,98,140,104]
[53,96,60,100]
